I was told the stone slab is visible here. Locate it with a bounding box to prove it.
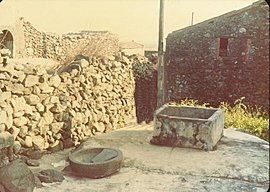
[151,104,224,150]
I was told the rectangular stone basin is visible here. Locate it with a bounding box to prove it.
[151,104,224,151]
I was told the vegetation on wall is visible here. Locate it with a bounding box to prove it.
[170,97,269,141]
[64,33,119,63]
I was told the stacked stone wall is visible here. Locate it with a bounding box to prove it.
[0,54,135,165]
[165,0,269,112]
[22,20,119,63]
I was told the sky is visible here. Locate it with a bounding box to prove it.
[1,0,258,49]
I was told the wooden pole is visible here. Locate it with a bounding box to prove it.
[157,0,164,108]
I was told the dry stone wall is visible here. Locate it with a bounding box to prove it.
[0,53,135,165]
[22,19,119,63]
[165,0,269,112]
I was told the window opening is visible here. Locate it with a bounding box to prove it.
[219,38,228,57]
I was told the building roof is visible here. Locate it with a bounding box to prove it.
[120,41,144,49]
[171,0,267,35]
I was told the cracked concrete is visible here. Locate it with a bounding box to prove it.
[32,123,269,192]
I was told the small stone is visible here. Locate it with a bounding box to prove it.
[0,111,7,125]
[80,59,89,68]
[38,169,65,183]
[49,75,61,88]
[12,84,24,94]
[24,104,33,115]
[44,142,50,149]
[50,104,65,113]
[48,140,63,153]
[23,87,33,95]
[11,97,26,112]
[39,82,54,93]
[14,64,24,71]
[24,136,33,148]
[203,33,211,38]
[13,141,21,154]
[3,103,13,116]
[36,68,47,76]
[50,122,64,134]
[32,86,41,95]
[17,72,26,83]
[0,91,11,103]
[36,103,45,112]
[26,149,43,160]
[24,75,40,87]
[54,113,63,122]
[24,94,41,105]
[19,126,28,138]
[43,111,54,125]
[0,131,14,149]
[13,117,28,127]
[0,124,5,133]
[26,159,40,167]
[50,96,59,103]
[71,100,80,108]
[32,135,45,150]
[0,73,6,80]
[9,127,20,139]
[13,111,25,118]
[93,122,106,133]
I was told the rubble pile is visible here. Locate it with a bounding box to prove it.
[0,53,135,165]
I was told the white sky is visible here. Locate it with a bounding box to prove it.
[1,0,258,49]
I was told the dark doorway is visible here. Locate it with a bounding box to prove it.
[134,70,158,124]
[0,30,14,58]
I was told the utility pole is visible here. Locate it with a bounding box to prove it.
[191,12,194,25]
[157,0,165,108]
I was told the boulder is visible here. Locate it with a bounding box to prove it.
[0,131,14,149]
[0,160,35,192]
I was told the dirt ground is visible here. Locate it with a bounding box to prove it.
[31,123,269,192]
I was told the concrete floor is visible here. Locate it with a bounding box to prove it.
[32,123,269,192]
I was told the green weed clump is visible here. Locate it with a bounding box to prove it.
[170,97,269,141]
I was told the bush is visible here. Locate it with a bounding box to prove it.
[64,32,119,63]
[170,97,269,141]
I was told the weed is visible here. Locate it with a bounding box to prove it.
[171,97,269,141]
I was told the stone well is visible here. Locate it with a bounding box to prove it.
[150,104,224,151]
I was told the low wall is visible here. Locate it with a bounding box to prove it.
[0,54,135,164]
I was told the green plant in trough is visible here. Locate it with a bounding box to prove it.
[170,97,269,141]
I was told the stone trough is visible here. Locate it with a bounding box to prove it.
[150,104,224,150]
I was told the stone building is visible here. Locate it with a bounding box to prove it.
[165,0,269,111]
[0,17,119,62]
[120,41,144,56]
[0,0,119,62]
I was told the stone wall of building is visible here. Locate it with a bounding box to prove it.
[165,0,269,111]
[22,19,119,63]
[0,54,135,164]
